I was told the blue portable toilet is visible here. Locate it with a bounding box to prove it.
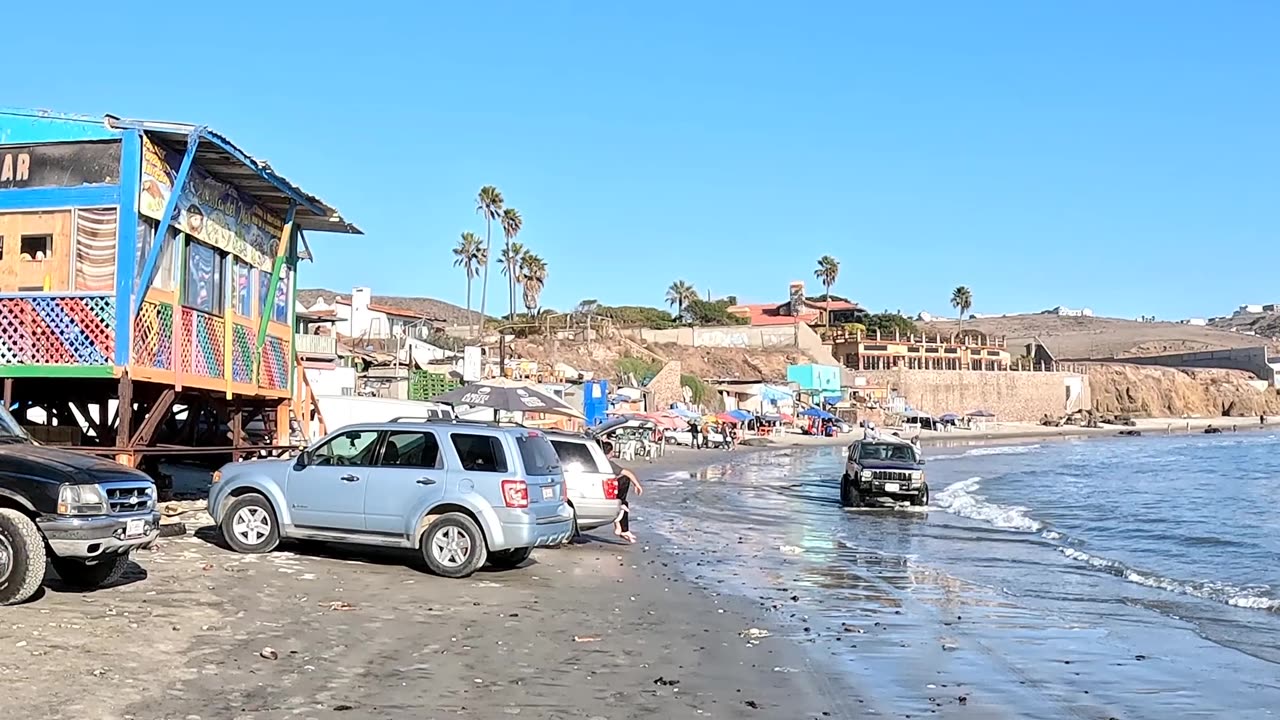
[582,379,609,426]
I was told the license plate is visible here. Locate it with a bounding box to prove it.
[884,482,900,493]
[542,486,555,501]
[125,518,145,538]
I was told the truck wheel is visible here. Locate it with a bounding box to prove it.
[488,546,533,569]
[0,508,46,606]
[840,476,861,508]
[421,513,487,579]
[220,494,280,554]
[911,483,930,507]
[51,553,131,590]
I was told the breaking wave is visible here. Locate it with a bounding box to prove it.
[932,477,1044,532]
[1058,547,1280,612]
[928,444,1042,461]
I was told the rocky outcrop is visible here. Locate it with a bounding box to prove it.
[1087,363,1280,418]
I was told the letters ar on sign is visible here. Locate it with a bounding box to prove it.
[0,142,122,189]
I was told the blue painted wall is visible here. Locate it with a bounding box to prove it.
[0,108,119,145]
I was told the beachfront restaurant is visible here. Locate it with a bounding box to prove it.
[0,108,359,465]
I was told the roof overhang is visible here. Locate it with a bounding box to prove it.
[103,115,361,236]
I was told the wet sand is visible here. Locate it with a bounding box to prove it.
[2,456,860,720]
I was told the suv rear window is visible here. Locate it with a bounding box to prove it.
[517,434,562,476]
[450,433,510,473]
[550,439,605,473]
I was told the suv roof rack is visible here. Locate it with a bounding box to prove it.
[388,416,530,429]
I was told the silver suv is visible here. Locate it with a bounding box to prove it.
[208,420,574,578]
[545,431,621,534]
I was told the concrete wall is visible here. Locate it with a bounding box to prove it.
[857,369,1091,421]
[1122,346,1276,386]
[626,325,798,349]
[647,360,685,411]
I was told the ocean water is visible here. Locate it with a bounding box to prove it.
[643,434,1280,719]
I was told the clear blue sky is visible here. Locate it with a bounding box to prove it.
[4,2,1277,320]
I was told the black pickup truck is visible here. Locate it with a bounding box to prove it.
[0,411,159,605]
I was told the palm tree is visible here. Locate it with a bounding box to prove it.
[499,241,527,319]
[518,253,548,315]
[475,186,505,330]
[950,286,973,337]
[452,231,486,336]
[813,255,840,328]
[665,280,697,323]
[500,207,523,320]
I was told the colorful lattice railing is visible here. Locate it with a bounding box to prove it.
[260,335,290,390]
[179,308,226,379]
[231,323,254,384]
[132,301,174,369]
[0,294,114,365]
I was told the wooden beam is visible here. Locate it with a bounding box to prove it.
[115,374,133,449]
[128,388,175,448]
[230,401,244,462]
[3,379,12,408]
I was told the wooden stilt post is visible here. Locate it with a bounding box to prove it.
[115,373,134,466]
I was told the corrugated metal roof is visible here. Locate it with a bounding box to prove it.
[103,114,361,236]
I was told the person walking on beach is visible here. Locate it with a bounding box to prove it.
[609,459,644,543]
[688,419,701,449]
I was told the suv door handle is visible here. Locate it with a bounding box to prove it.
[340,474,361,482]
[416,477,438,485]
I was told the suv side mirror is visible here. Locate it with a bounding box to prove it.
[293,452,310,470]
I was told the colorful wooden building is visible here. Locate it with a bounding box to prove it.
[0,108,359,469]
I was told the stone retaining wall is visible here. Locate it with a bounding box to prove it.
[858,369,1091,421]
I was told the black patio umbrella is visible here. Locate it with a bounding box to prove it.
[431,379,585,419]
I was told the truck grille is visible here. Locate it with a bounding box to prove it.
[870,470,914,483]
[103,483,154,514]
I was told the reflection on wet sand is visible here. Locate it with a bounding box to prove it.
[644,446,1280,720]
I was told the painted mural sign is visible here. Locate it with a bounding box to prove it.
[0,142,121,189]
[139,136,282,270]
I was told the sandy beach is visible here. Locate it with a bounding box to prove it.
[1,449,861,720]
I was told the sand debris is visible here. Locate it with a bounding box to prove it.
[739,628,771,639]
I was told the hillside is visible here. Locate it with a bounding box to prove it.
[297,289,478,325]
[919,313,1270,361]
[1087,364,1280,418]
[1209,310,1280,339]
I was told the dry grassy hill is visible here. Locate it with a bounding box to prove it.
[919,314,1271,360]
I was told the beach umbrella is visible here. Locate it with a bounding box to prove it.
[798,407,834,420]
[728,409,753,422]
[431,378,585,419]
[967,409,996,418]
[716,412,741,424]
[939,413,961,422]
[669,407,701,420]
[641,412,685,430]
[589,416,657,437]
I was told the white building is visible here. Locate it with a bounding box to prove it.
[301,287,439,340]
[1050,306,1094,317]
[1180,318,1208,326]
[1239,304,1264,314]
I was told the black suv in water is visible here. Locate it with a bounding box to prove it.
[840,438,929,507]
[0,409,159,605]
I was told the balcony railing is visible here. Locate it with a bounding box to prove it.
[0,293,115,365]
[295,333,337,357]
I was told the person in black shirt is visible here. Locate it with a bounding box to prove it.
[608,459,644,543]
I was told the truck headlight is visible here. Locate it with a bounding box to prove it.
[58,484,108,515]
[860,470,872,479]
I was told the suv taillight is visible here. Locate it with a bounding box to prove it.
[501,479,529,508]
[603,477,619,500]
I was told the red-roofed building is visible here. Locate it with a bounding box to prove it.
[727,281,867,327]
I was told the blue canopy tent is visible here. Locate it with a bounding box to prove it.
[798,407,835,420]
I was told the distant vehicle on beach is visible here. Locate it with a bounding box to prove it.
[209,419,574,578]
[840,436,929,508]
